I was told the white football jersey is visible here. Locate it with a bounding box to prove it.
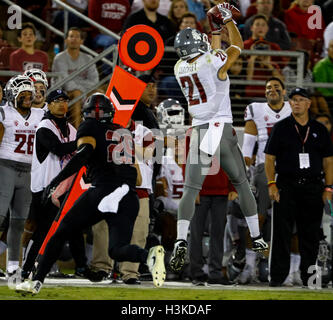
[157,153,184,212]
[244,102,291,165]
[0,104,45,164]
[174,49,233,126]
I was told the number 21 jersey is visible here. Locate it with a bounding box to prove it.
[174,49,232,126]
[0,104,44,164]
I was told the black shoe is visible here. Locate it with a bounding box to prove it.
[269,280,283,287]
[207,277,234,285]
[192,274,208,286]
[74,266,95,279]
[0,268,6,278]
[81,269,108,282]
[170,239,188,273]
[251,235,268,252]
[123,278,141,285]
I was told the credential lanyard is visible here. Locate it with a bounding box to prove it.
[294,125,310,153]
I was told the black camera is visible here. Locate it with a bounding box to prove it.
[253,42,270,51]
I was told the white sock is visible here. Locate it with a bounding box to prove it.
[245,249,257,269]
[177,219,190,241]
[0,240,7,255]
[7,260,19,273]
[290,253,301,273]
[85,243,93,265]
[245,214,260,238]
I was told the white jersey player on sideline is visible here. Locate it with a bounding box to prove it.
[169,3,268,274]
[24,68,49,112]
[156,99,185,213]
[0,75,44,277]
[240,77,291,284]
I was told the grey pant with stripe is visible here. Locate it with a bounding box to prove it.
[179,123,257,222]
[0,159,32,261]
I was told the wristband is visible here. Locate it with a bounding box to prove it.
[267,180,276,186]
[230,45,242,53]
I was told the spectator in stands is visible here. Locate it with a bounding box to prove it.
[130,0,171,16]
[0,26,9,48]
[284,0,325,41]
[9,22,48,72]
[52,27,99,129]
[283,50,330,116]
[323,21,333,57]
[243,0,291,50]
[122,0,176,42]
[53,0,89,31]
[244,14,284,68]
[186,0,211,32]
[168,0,188,30]
[313,39,333,106]
[88,0,131,50]
[245,15,283,98]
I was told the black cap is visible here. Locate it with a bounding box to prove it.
[138,74,156,84]
[46,89,69,103]
[289,87,310,99]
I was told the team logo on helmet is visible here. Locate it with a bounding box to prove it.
[174,28,210,60]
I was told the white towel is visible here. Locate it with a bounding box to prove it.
[98,184,129,214]
[199,121,225,156]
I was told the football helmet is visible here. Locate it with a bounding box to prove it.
[23,68,48,88]
[82,93,115,123]
[174,28,210,60]
[5,75,35,108]
[156,99,185,126]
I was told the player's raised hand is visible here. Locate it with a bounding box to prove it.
[217,2,239,24]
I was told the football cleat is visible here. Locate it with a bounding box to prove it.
[251,236,268,252]
[15,279,42,296]
[147,245,166,288]
[169,239,188,272]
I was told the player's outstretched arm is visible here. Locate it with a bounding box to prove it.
[41,136,96,204]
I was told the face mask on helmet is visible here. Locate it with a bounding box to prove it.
[23,68,48,89]
[174,28,210,60]
[156,99,185,126]
[5,75,35,108]
[82,93,115,123]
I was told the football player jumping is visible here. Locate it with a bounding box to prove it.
[169,2,268,273]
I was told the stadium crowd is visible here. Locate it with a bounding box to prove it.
[0,0,333,294]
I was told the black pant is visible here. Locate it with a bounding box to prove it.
[270,177,323,285]
[33,184,147,283]
[23,191,87,275]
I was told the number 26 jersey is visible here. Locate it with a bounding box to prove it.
[0,104,44,164]
[174,49,232,127]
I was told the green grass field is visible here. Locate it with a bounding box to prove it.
[1,286,333,300]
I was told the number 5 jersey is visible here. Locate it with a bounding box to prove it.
[0,104,44,164]
[174,48,232,127]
